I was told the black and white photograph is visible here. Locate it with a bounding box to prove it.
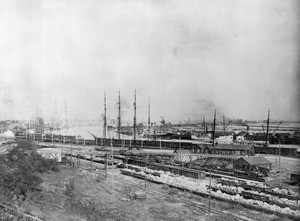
[0,0,299,220]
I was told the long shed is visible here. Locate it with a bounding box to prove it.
[233,156,272,170]
[191,144,212,154]
[211,144,255,156]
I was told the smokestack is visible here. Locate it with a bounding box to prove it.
[212,110,216,147]
[266,109,270,146]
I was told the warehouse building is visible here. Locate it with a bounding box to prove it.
[191,144,212,154]
[210,144,255,156]
[233,156,272,170]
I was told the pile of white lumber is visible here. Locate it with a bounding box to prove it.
[121,166,300,218]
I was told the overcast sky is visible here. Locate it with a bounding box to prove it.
[0,0,299,123]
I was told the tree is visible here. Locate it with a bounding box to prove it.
[0,140,59,203]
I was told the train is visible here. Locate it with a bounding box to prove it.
[121,154,268,182]
[16,133,299,157]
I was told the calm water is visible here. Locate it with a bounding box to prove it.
[57,122,300,140]
[59,124,133,140]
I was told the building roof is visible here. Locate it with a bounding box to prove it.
[173,149,191,155]
[126,149,174,156]
[37,148,62,154]
[192,143,213,149]
[237,156,271,165]
[211,144,252,151]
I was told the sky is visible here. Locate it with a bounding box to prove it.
[0,0,299,123]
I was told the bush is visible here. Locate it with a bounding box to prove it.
[0,140,59,203]
[27,151,59,173]
[65,177,75,197]
[16,139,37,151]
[1,169,43,198]
[169,188,179,195]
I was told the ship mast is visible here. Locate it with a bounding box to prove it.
[148,97,150,140]
[64,99,68,128]
[55,99,57,115]
[54,99,58,130]
[223,114,225,135]
[133,89,137,143]
[266,109,270,146]
[103,92,107,138]
[117,90,121,140]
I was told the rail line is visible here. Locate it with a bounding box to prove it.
[0,202,44,221]
[78,165,254,221]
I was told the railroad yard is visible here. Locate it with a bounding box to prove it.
[2,139,299,221]
[1,1,300,220]
[2,163,296,221]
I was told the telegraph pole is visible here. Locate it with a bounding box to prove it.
[209,171,212,213]
[133,89,137,143]
[103,92,107,139]
[117,90,121,140]
[212,110,216,147]
[266,109,270,146]
[148,97,150,141]
[111,139,114,196]
[144,154,149,191]
[279,144,282,189]
[55,99,57,115]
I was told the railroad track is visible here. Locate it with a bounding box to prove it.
[78,165,253,221]
[0,202,44,221]
[117,174,253,221]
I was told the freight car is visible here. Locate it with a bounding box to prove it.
[254,145,297,156]
[18,134,298,159]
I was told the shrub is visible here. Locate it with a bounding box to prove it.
[16,139,37,151]
[1,169,43,198]
[65,177,75,197]
[0,140,59,203]
[169,188,179,195]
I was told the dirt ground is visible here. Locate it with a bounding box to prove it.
[263,155,300,192]
[13,163,298,221]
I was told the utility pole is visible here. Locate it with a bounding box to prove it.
[279,145,281,188]
[111,139,114,196]
[133,89,137,143]
[103,92,107,139]
[266,109,270,146]
[70,142,73,166]
[179,137,181,150]
[117,90,121,140]
[209,171,212,213]
[212,110,216,147]
[148,97,150,141]
[144,154,149,191]
[105,146,108,175]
